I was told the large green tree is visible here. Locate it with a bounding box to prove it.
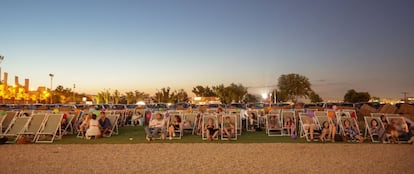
[192,85,216,97]
[213,83,248,104]
[277,73,312,103]
[309,91,323,103]
[344,89,370,103]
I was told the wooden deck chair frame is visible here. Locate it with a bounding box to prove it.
[166,114,183,139]
[363,116,388,143]
[281,111,296,136]
[266,114,283,136]
[35,114,63,143]
[19,113,48,142]
[202,115,219,140]
[3,117,32,143]
[221,114,237,140]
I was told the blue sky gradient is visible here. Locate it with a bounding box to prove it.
[1,0,413,100]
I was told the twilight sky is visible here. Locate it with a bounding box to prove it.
[1,0,413,100]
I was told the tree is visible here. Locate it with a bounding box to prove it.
[192,85,216,97]
[278,73,312,103]
[243,93,259,103]
[213,83,248,104]
[171,89,189,103]
[309,91,323,103]
[344,89,371,103]
[135,90,149,101]
[113,90,120,104]
[125,91,135,104]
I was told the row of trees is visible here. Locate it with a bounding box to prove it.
[51,73,371,104]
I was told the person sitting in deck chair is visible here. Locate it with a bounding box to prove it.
[284,116,296,136]
[248,112,257,131]
[145,113,166,141]
[168,115,182,140]
[370,118,386,143]
[86,114,101,139]
[343,119,364,143]
[99,111,112,137]
[79,114,91,135]
[303,116,316,141]
[205,118,219,141]
[268,116,279,129]
[223,116,235,138]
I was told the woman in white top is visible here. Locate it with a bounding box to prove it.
[86,114,101,139]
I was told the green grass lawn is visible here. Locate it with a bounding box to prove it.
[55,126,308,144]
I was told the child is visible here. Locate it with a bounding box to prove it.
[205,118,219,141]
[284,116,295,135]
[268,116,278,129]
[223,116,235,138]
[168,115,182,140]
[370,118,386,143]
[343,119,364,143]
[248,112,257,131]
[319,121,330,142]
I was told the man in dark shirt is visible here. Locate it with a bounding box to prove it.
[99,111,112,137]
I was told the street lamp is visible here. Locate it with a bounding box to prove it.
[49,73,54,104]
[0,55,4,104]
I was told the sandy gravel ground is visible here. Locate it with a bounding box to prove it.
[0,143,413,174]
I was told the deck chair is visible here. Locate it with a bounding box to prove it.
[386,116,410,143]
[182,113,198,135]
[2,117,32,143]
[35,114,63,143]
[221,114,237,140]
[147,112,168,140]
[105,114,119,137]
[18,114,48,142]
[281,111,296,136]
[202,115,219,140]
[314,111,327,117]
[246,110,259,131]
[315,116,331,141]
[364,116,387,143]
[299,113,319,142]
[62,114,76,135]
[339,117,362,142]
[266,114,283,136]
[1,111,19,133]
[166,114,183,140]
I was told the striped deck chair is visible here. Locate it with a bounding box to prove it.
[1,111,19,133]
[166,114,183,140]
[266,114,283,136]
[202,115,219,140]
[281,111,296,136]
[19,113,48,142]
[221,114,237,140]
[3,117,32,143]
[364,116,387,143]
[105,114,119,137]
[35,114,63,143]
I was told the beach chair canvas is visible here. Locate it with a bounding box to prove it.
[1,111,18,133]
[35,114,63,143]
[281,111,295,136]
[3,117,31,143]
[221,115,237,140]
[106,114,119,137]
[202,115,219,140]
[266,114,283,136]
[167,114,183,140]
[19,114,48,142]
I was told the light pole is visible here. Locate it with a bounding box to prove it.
[49,73,54,104]
[73,83,76,104]
[0,55,4,104]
